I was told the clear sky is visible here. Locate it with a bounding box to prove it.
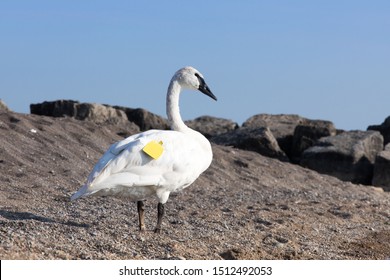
[1,0,389,130]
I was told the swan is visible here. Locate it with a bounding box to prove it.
[71,66,217,233]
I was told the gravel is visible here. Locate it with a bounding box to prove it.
[1,111,389,259]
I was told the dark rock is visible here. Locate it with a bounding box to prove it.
[219,249,241,260]
[9,116,21,123]
[0,99,10,112]
[30,100,128,124]
[372,143,390,191]
[242,114,307,158]
[367,116,390,146]
[78,103,128,124]
[301,130,384,185]
[31,100,76,117]
[220,249,241,260]
[113,106,169,131]
[185,115,239,139]
[291,120,337,163]
[211,127,288,161]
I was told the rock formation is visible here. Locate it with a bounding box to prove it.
[30,100,128,124]
[185,116,239,139]
[112,106,169,131]
[28,101,390,191]
[301,131,383,185]
[30,100,168,131]
[242,114,305,158]
[372,143,390,191]
[291,120,337,163]
[211,127,288,161]
[0,99,10,111]
[367,116,390,146]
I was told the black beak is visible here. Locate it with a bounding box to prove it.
[195,73,217,101]
[199,82,217,101]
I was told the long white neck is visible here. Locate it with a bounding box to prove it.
[166,76,213,170]
[166,79,189,132]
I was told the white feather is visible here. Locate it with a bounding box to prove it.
[71,66,216,205]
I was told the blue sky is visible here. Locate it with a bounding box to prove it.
[1,1,389,130]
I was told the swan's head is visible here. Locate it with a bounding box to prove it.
[173,66,217,101]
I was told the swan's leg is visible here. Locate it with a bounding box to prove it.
[154,202,165,233]
[137,201,146,232]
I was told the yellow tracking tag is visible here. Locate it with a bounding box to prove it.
[142,141,164,159]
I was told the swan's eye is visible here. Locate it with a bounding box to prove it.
[194,73,204,85]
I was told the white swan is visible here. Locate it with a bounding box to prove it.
[71,66,217,233]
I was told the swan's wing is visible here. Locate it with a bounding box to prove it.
[71,130,207,200]
[85,130,156,185]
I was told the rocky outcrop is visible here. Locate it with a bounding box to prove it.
[367,116,390,146]
[27,102,390,189]
[0,99,10,112]
[242,114,305,157]
[211,127,288,161]
[30,100,128,124]
[30,100,74,117]
[372,143,390,191]
[185,116,239,139]
[113,106,169,131]
[300,130,384,185]
[291,120,337,163]
[30,100,169,130]
[242,114,337,162]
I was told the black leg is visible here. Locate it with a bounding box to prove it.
[137,201,146,232]
[154,202,165,233]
